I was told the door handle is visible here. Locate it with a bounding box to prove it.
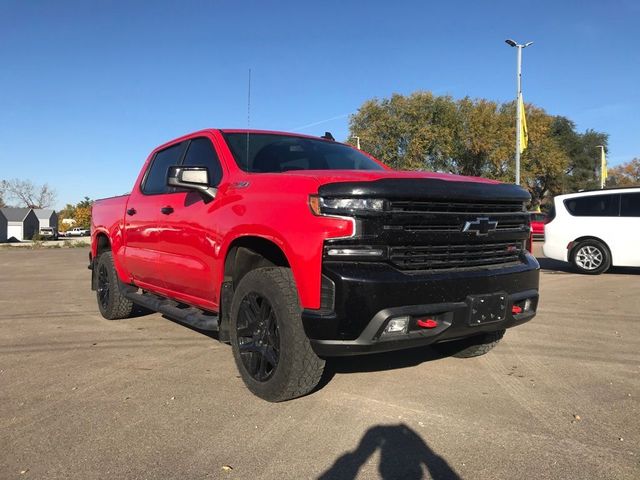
[126,208,137,216]
[161,206,174,215]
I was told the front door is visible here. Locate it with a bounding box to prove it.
[153,135,226,310]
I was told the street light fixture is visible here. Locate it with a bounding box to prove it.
[505,39,534,186]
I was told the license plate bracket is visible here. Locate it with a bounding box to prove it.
[467,292,507,326]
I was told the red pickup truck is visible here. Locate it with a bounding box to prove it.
[91,129,539,401]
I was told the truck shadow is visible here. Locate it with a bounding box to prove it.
[317,423,461,480]
[327,346,444,374]
[316,346,446,392]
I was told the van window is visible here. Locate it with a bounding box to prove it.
[182,137,223,186]
[620,192,640,217]
[143,142,187,194]
[564,194,620,217]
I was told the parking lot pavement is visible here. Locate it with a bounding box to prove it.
[0,245,638,480]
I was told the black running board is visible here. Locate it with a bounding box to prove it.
[125,291,219,331]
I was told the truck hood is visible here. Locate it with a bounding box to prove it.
[278,170,531,202]
[283,169,500,185]
[282,169,530,203]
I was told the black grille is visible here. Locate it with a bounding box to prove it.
[398,213,528,233]
[326,196,529,273]
[389,242,524,271]
[390,200,525,214]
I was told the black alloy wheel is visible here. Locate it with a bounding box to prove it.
[236,293,280,382]
[229,267,325,402]
[97,262,111,311]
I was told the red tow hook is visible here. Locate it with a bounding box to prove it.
[417,318,438,329]
[511,305,523,315]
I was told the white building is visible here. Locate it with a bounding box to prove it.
[0,207,39,242]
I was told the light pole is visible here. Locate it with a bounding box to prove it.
[505,39,533,186]
[351,136,361,149]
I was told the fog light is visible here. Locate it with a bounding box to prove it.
[383,316,410,335]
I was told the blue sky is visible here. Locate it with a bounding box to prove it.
[1,0,638,208]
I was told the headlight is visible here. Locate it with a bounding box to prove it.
[309,196,384,215]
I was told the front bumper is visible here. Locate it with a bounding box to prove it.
[302,254,540,356]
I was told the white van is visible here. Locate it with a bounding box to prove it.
[543,187,640,274]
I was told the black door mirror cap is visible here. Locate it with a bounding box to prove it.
[167,166,217,200]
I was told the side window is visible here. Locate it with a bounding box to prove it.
[620,192,640,217]
[142,142,187,194]
[182,137,223,186]
[564,194,620,217]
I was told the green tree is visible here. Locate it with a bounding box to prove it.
[607,158,640,186]
[58,197,94,230]
[520,107,569,207]
[348,91,607,205]
[349,92,460,171]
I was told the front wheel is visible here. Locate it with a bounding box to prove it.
[433,329,505,358]
[229,267,325,402]
[571,240,611,275]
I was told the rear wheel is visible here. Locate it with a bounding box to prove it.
[571,239,611,275]
[230,267,325,402]
[96,251,134,320]
[433,329,505,358]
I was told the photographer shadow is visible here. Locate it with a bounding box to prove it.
[318,423,461,480]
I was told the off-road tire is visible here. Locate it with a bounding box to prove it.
[96,251,134,320]
[570,239,611,275]
[434,329,505,358]
[230,267,325,402]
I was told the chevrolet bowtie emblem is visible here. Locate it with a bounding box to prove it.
[462,217,498,236]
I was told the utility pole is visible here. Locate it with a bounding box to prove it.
[505,39,533,186]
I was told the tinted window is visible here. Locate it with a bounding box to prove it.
[182,137,223,185]
[143,142,186,194]
[564,194,620,217]
[222,133,384,173]
[620,192,640,217]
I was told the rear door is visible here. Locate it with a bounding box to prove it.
[124,141,187,289]
[153,135,226,310]
[617,192,640,266]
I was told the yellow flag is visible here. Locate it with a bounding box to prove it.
[600,147,607,183]
[519,95,528,153]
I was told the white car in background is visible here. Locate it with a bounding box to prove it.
[543,187,640,274]
[65,227,90,237]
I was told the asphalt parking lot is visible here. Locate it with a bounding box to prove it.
[1,245,638,479]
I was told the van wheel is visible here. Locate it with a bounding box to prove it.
[230,268,325,402]
[433,329,505,358]
[571,239,611,275]
[96,252,134,320]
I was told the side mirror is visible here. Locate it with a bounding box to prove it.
[167,166,217,200]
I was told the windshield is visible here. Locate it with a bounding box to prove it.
[222,133,384,173]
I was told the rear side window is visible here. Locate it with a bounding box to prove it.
[143,142,187,194]
[564,194,620,217]
[620,192,640,217]
[182,137,223,186]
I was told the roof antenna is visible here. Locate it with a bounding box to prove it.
[246,68,251,167]
[321,131,335,141]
